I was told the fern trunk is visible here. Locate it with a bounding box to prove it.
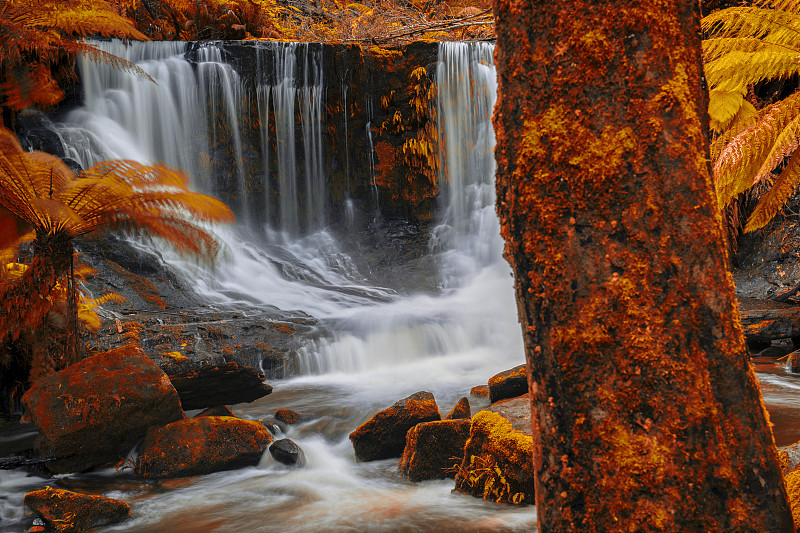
[493,0,793,530]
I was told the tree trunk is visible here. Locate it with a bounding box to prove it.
[493,0,794,531]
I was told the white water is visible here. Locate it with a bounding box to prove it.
[0,41,536,532]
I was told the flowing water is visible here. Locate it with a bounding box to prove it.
[4,38,800,532]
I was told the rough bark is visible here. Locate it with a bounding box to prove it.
[493,0,793,530]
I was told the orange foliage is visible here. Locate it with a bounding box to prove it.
[0,0,149,111]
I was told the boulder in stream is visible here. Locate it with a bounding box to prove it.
[349,391,441,462]
[399,419,470,481]
[488,364,528,404]
[195,405,236,417]
[167,362,272,410]
[135,416,273,478]
[454,395,534,505]
[24,486,131,533]
[21,345,184,474]
[275,408,308,425]
[269,438,305,467]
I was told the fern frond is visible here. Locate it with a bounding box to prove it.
[703,6,800,43]
[745,149,800,231]
[714,92,800,208]
[709,89,746,131]
[704,49,800,93]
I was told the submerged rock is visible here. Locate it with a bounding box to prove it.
[470,385,489,398]
[349,391,441,462]
[135,416,273,478]
[444,397,471,420]
[399,419,470,481]
[21,345,183,474]
[167,362,272,410]
[454,397,534,505]
[488,364,528,404]
[24,486,130,533]
[269,438,305,467]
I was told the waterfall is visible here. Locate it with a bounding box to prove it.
[434,41,500,285]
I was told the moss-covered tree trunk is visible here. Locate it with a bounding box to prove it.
[493,0,794,530]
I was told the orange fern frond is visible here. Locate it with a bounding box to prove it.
[745,149,800,231]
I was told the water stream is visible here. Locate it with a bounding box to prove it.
[3,38,800,532]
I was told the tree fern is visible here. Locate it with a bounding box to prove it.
[704,0,800,232]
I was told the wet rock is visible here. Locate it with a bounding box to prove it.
[453,407,535,506]
[21,345,183,474]
[167,362,272,410]
[788,351,800,374]
[780,440,800,474]
[135,416,273,478]
[195,405,236,417]
[484,394,532,435]
[488,364,528,403]
[399,419,470,481]
[470,385,489,398]
[349,391,441,462]
[274,408,308,425]
[758,345,793,359]
[746,338,772,355]
[737,297,800,342]
[444,397,471,420]
[269,438,305,467]
[24,486,131,532]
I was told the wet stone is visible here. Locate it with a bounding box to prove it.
[445,397,471,420]
[269,438,305,467]
[488,364,528,403]
[24,486,131,533]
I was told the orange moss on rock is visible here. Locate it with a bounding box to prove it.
[494,0,793,529]
[135,416,273,478]
[24,486,131,533]
[21,345,183,474]
[445,397,471,420]
[399,418,470,481]
[349,391,441,461]
[453,410,534,505]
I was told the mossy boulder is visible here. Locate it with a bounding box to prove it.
[399,419,470,481]
[24,486,130,533]
[349,391,440,462]
[453,407,534,505]
[488,364,528,403]
[444,397,471,420]
[21,345,183,474]
[135,416,273,478]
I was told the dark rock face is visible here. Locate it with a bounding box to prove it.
[24,486,131,533]
[21,345,183,474]
[135,416,273,478]
[399,419,470,481]
[167,362,272,410]
[269,438,305,467]
[445,397,471,420]
[488,364,528,404]
[349,391,441,462]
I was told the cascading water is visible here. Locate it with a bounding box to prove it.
[1,41,537,532]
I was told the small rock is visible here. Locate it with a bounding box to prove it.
[275,408,305,425]
[470,385,489,398]
[195,405,236,417]
[780,440,800,474]
[24,486,130,532]
[445,397,471,420]
[21,345,183,474]
[269,438,305,467]
[399,419,470,481]
[787,351,800,374]
[135,416,273,478]
[488,364,528,403]
[349,391,441,462]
